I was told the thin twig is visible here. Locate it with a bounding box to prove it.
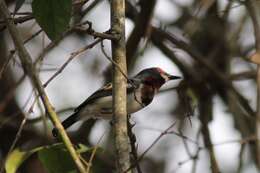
[101,41,130,82]
[178,128,192,157]
[191,129,202,173]
[0,0,91,31]
[153,27,255,117]
[0,1,87,172]
[0,14,34,31]
[101,41,144,109]
[43,38,103,87]
[74,26,119,40]
[124,121,177,173]
[27,38,103,113]
[86,133,105,173]
[80,0,102,16]
[0,50,15,79]
[33,20,108,66]
[23,29,42,44]
[0,117,27,173]
[0,75,26,112]
[237,144,245,173]
[141,122,176,155]
[170,134,258,172]
[137,125,199,146]
[2,29,43,79]
[10,12,32,15]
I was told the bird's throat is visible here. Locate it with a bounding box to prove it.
[140,84,156,106]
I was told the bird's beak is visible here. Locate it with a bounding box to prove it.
[168,75,182,80]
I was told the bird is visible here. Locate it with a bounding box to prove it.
[52,67,181,137]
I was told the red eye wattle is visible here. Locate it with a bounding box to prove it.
[156,67,165,74]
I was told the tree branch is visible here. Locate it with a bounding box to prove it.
[0,1,87,172]
[245,0,260,169]
[110,0,132,172]
[126,0,156,70]
[152,27,255,117]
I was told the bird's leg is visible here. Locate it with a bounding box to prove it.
[52,128,59,138]
[109,118,116,126]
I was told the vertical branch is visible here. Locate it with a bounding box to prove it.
[245,0,260,169]
[199,92,220,173]
[126,0,156,69]
[110,0,131,173]
[0,1,87,173]
[256,67,260,168]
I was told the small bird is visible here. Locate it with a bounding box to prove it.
[52,67,181,137]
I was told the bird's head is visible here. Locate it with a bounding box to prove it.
[135,67,181,89]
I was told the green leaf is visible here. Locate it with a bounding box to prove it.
[5,149,29,173]
[5,147,41,173]
[32,0,72,41]
[38,144,92,173]
[38,145,78,173]
[5,143,92,173]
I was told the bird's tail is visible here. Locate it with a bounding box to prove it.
[52,112,80,137]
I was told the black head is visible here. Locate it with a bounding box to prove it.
[135,67,181,88]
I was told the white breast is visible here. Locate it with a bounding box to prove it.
[79,88,145,120]
[126,88,145,114]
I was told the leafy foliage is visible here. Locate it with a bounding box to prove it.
[32,0,72,40]
[5,148,35,173]
[38,144,77,173]
[5,144,92,173]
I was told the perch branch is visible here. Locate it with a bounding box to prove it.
[110,0,132,172]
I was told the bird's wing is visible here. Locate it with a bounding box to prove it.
[74,79,140,112]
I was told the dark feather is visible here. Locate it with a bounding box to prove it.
[52,112,80,137]
[61,112,80,129]
[75,83,113,112]
[75,79,140,112]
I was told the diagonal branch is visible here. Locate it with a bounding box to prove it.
[126,0,156,70]
[43,38,103,87]
[152,27,255,117]
[0,1,87,172]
